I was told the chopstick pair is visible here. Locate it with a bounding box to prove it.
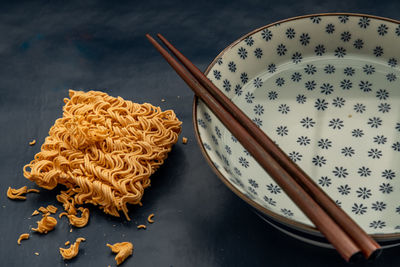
[146,33,381,262]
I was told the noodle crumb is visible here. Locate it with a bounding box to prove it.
[147,213,155,223]
[32,210,40,216]
[29,139,36,146]
[59,237,85,260]
[107,242,133,265]
[17,233,30,245]
[137,224,146,229]
[65,241,70,246]
[182,137,188,144]
[34,252,39,256]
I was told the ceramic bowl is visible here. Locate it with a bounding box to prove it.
[193,13,400,248]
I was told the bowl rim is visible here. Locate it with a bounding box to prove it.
[192,12,400,239]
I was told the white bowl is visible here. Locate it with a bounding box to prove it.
[193,13,400,247]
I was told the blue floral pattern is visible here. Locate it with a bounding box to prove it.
[197,14,400,236]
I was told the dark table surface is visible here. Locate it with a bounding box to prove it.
[1,1,399,266]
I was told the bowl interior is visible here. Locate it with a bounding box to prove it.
[195,14,400,236]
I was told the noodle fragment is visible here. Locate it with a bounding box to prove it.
[147,213,155,223]
[60,207,90,228]
[46,205,58,214]
[182,137,188,144]
[31,214,57,234]
[7,186,39,200]
[107,242,133,265]
[137,224,146,229]
[17,233,30,245]
[65,241,70,246]
[23,90,181,220]
[59,237,85,260]
[29,139,36,146]
[32,210,40,216]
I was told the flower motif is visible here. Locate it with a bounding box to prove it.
[254,48,263,59]
[368,148,382,159]
[386,73,397,82]
[222,155,229,166]
[388,58,398,67]
[338,15,349,23]
[267,63,276,73]
[304,64,317,75]
[332,97,345,108]
[278,104,290,114]
[281,208,293,217]
[329,118,344,130]
[231,135,238,143]
[248,179,259,188]
[358,17,370,28]
[231,177,244,188]
[286,28,296,39]
[373,135,387,145]
[363,64,375,75]
[240,72,248,84]
[396,25,400,36]
[225,145,232,155]
[358,166,371,177]
[238,157,249,168]
[296,94,307,104]
[382,169,395,180]
[234,84,243,96]
[318,138,332,149]
[335,200,342,207]
[252,118,263,127]
[379,183,393,194]
[276,125,288,136]
[376,89,389,100]
[315,98,328,111]
[325,23,335,34]
[341,31,351,42]
[228,61,236,72]
[263,196,276,206]
[300,117,315,128]
[378,103,391,113]
[373,46,383,57]
[288,151,302,162]
[392,142,400,152]
[213,70,221,80]
[215,126,222,138]
[305,80,316,91]
[216,58,223,65]
[352,203,367,215]
[353,39,364,49]
[396,122,400,132]
[333,166,348,178]
[354,103,366,113]
[314,44,326,56]
[233,167,241,176]
[324,64,335,74]
[397,207,400,214]
[370,220,386,229]
[223,79,231,92]
[267,183,281,194]
[268,91,278,100]
[292,52,302,63]
[359,80,372,92]
[299,33,310,46]
[341,147,355,157]
[352,129,364,138]
[203,112,211,122]
[276,77,285,86]
[261,29,273,41]
[198,119,206,128]
[291,72,302,82]
[237,47,248,59]
[310,16,321,23]
[203,143,211,151]
[312,155,326,167]
[245,92,254,103]
[320,83,334,95]
[244,36,254,46]
[338,184,351,195]
[356,187,372,199]
[344,67,355,76]
[377,24,388,36]
[335,47,346,57]
[367,117,382,128]
[297,136,311,146]
[340,79,352,90]
[276,44,287,56]
[253,77,263,88]
[371,201,386,211]
[318,176,332,187]
[211,135,218,145]
[253,104,264,116]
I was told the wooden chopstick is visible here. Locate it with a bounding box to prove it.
[155,34,382,260]
[146,33,370,262]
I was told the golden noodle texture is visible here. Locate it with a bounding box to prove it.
[23,90,181,220]
[7,186,39,200]
[60,207,90,228]
[31,215,57,234]
[107,242,133,265]
[59,237,85,260]
[17,233,30,245]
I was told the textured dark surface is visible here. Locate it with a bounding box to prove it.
[0,1,399,266]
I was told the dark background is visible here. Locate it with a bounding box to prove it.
[0,1,399,266]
